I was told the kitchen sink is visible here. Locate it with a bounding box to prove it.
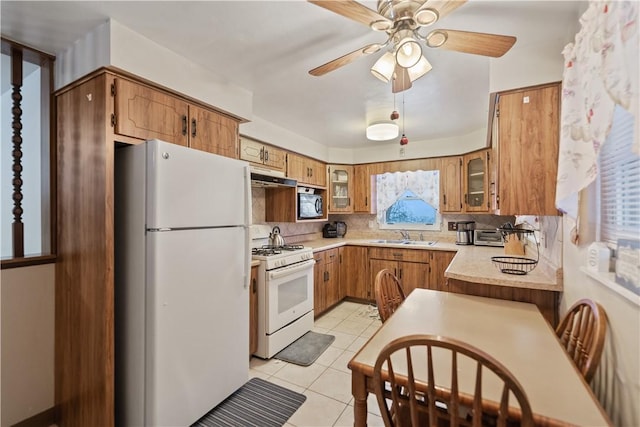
[404,240,437,246]
[369,239,437,246]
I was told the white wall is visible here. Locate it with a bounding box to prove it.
[343,127,487,164]
[0,264,55,427]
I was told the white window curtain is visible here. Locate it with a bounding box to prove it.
[376,170,439,225]
[556,1,639,220]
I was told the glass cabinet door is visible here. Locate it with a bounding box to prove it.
[329,165,353,213]
[464,150,489,212]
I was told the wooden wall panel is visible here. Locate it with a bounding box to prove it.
[55,73,114,427]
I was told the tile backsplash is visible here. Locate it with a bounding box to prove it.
[251,188,562,271]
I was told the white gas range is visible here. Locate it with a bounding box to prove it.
[250,225,315,359]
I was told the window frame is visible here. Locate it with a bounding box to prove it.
[1,37,56,269]
[375,169,442,232]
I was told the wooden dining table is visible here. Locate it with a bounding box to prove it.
[347,289,611,426]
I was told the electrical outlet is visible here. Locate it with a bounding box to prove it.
[448,221,457,231]
[399,147,406,157]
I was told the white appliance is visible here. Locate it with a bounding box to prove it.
[114,139,251,427]
[251,225,315,359]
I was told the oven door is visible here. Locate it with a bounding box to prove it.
[265,259,315,334]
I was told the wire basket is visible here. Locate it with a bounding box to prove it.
[491,256,538,275]
[492,224,539,275]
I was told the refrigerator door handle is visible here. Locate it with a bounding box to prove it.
[243,165,252,290]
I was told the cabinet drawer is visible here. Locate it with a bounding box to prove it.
[368,247,428,263]
[324,248,339,264]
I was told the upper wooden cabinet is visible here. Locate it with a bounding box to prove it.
[189,105,239,159]
[287,152,326,187]
[239,137,286,172]
[495,82,561,216]
[353,164,371,213]
[328,165,353,213]
[114,78,240,158]
[114,77,189,146]
[463,149,490,213]
[440,156,463,213]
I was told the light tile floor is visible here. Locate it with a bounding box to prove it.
[250,301,385,427]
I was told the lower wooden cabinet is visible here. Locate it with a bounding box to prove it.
[428,251,456,291]
[339,246,370,300]
[249,265,258,356]
[369,248,430,297]
[314,248,340,316]
[445,278,559,327]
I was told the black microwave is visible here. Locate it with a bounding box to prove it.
[298,190,323,219]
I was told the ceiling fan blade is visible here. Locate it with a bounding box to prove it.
[427,29,516,57]
[392,65,412,93]
[308,0,392,30]
[309,44,380,76]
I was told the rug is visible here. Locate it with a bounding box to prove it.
[274,331,335,366]
[192,377,306,427]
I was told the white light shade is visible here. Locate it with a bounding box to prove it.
[366,122,400,141]
[395,38,422,68]
[370,52,395,82]
[408,55,432,82]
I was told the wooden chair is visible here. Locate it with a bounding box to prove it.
[373,334,534,427]
[555,298,607,382]
[375,269,406,323]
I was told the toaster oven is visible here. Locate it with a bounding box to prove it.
[474,229,504,247]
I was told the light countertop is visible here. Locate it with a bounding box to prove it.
[300,238,562,292]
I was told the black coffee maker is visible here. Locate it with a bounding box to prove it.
[455,221,475,245]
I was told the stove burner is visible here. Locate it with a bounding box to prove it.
[251,244,305,257]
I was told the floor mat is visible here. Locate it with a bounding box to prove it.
[192,377,306,427]
[274,331,335,366]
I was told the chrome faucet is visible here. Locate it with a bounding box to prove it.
[399,230,411,240]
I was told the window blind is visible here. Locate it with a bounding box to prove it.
[599,105,640,244]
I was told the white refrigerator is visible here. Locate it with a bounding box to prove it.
[114,139,251,427]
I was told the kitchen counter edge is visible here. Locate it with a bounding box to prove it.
[303,238,562,292]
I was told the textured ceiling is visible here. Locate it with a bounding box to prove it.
[1,1,582,149]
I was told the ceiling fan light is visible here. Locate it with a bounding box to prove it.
[414,8,439,26]
[395,37,422,68]
[370,52,395,83]
[366,122,400,141]
[408,55,432,82]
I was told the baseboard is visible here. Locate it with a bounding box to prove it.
[11,407,55,427]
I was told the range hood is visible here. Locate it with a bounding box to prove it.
[250,166,297,188]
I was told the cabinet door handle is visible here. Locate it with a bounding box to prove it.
[399,268,403,280]
[259,147,264,161]
[365,196,368,207]
[264,150,269,162]
[464,194,468,204]
[182,115,187,136]
[191,118,197,137]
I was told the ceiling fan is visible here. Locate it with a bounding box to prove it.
[308,0,517,92]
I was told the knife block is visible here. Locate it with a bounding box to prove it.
[504,234,526,256]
